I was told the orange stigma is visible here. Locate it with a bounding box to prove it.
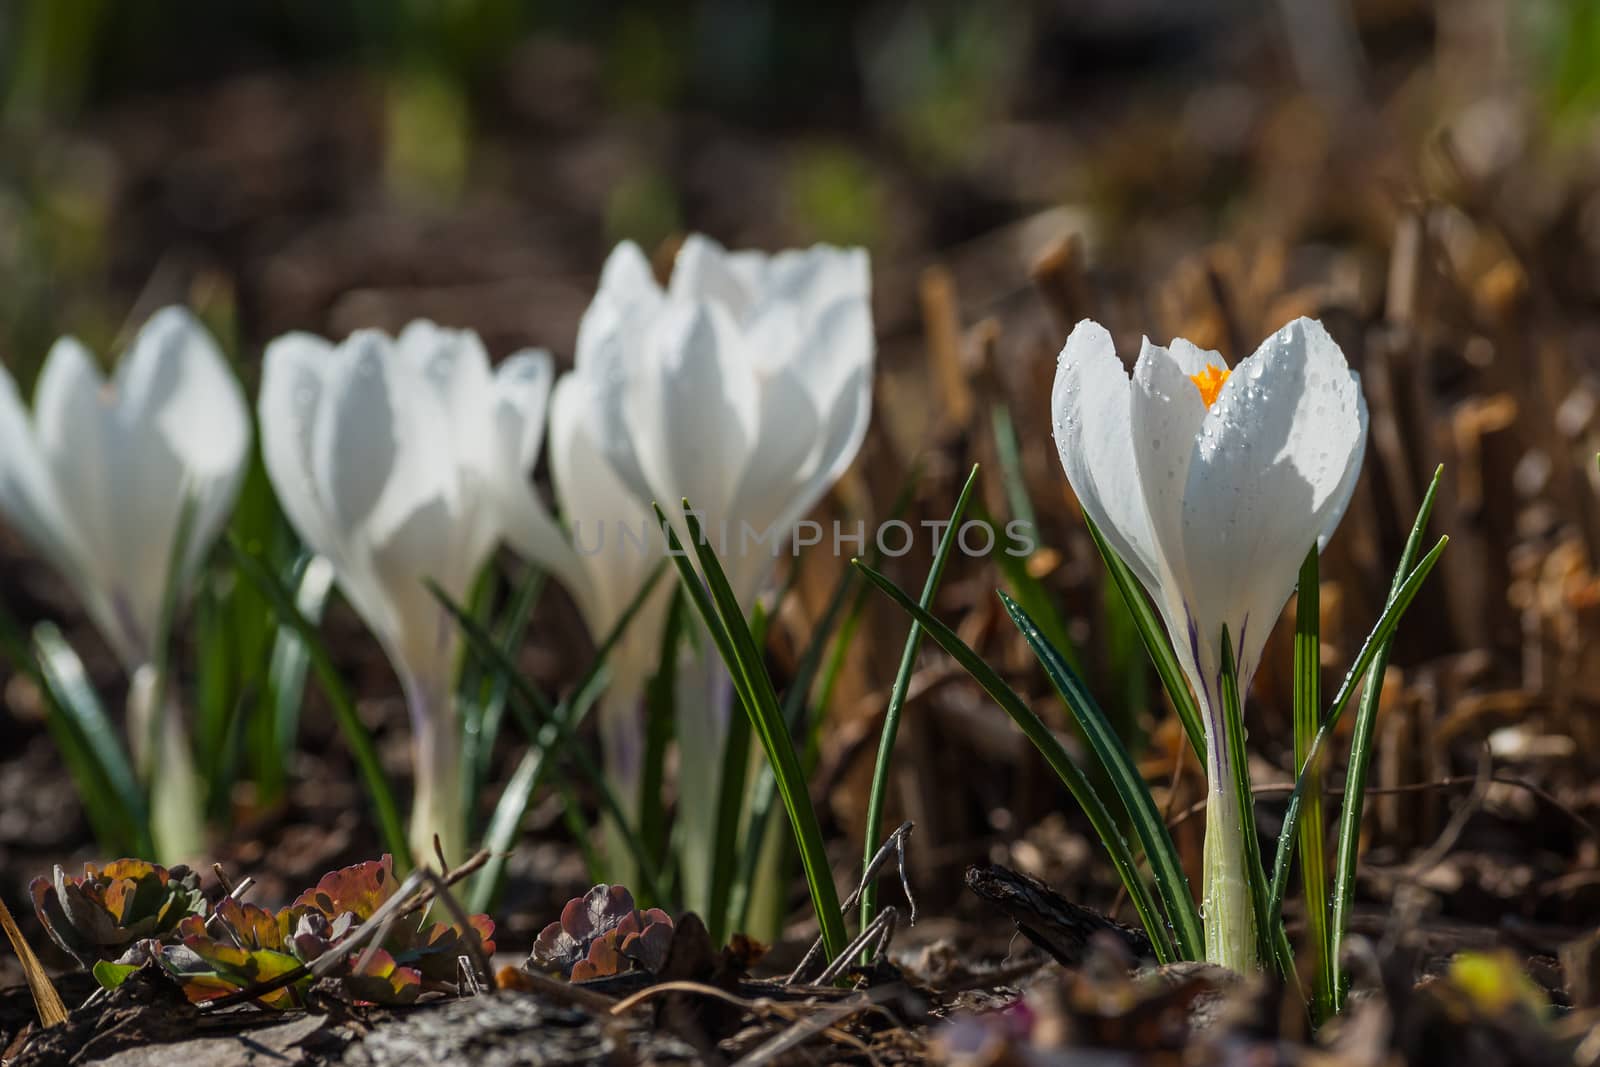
[1188,363,1230,408]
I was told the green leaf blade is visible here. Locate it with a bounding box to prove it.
[853,558,1176,963]
[1084,517,1206,763]
[657,502,847,962]
[862,464,979,940]
[1292,548,1334,1022]
[1000,590,1204,961]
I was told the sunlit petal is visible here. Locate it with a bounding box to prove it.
[1052,321,1165,597]
[625,301,756,525]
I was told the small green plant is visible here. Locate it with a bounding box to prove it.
[87,855,495,1010]
[30,859,205,966]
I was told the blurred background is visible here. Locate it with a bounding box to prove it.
[5,0,1600,963]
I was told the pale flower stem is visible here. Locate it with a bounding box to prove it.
[598,686,646,889]
[674,650,733,915]
[126,665,206,863]
[404,671,465,868]
[1199,692,1257,972]
[742,795,789,942]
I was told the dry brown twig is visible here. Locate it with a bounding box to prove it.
[787,821,917,985]
[609,980,883,1066]
[0,894,68,1028]
[1164,771,1597,841]
[731,984,907,1067]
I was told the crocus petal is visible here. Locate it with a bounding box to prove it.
[770,360,872,550]
[33,336,115,579]
[493,350,554,473]
[115,308,251,606]
[670,234,759,321]
[573,242,662,500]
[9,312,249,667]
[396,321,499,482]
[298,332,422,657]
[549,374,670,687]
[0,362,84,578]
[1051,321,1167,598]
[366,490,461,679]
[312,332,404,535]
[731,364,821,540]
[117,308,250,486]
[33,336,171,658]
[590,241,664,325]
[1129,335,1219,609]
[1178,317,1367,684]
[496,350,583,588]
[759,245,871,322]
[625,301,756,524]
[259,332,341,560]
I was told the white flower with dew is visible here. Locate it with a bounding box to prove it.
[259,320,551,864]
[1051,316,1368,971]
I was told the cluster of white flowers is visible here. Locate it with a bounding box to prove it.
[0,236,874,868]
[0,230,1372,973]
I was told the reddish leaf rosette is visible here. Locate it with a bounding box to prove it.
[29,859,205,966]
[530,884,673,980]
[66,855,494,1011]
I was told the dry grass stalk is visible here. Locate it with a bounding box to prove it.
[0,894,68,1028]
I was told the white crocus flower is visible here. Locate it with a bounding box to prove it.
[501,363,673,887]
[0,307,251,861]
[567,235,874,911]
[259,320,551,865]
[582,235,874,606]
[1051,316,1367,972]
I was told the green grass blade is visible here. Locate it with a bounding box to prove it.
[1001,590,1204,960]
[429,570,667,904]
[1292,548,1334,1021]
[658,501,847,961]
[0,607,139,852]
[990,402,1036,530]
[466,679,604,914]
[853,558,1176,962]
[466,564,545,807]
[707,697,753,946]
[1217,627,1297,981]
[984,511,1085,676]
[228,538,411,869]
[1330,467,1444,1007]
[1266,467,1447,920]
[140,491,199,786]
[862,464,979,941]
[258,555,335,804]
[991,403,1090,683]
[1099,564,1152,753]
[1085,517,1206,762]
[733,541,868,931]
[469,746,544,913]
[198,456,280,798]
[31,623,151,855]
[1265,533,1448,932]
[191,581,234,795]
[812,464,923,762]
